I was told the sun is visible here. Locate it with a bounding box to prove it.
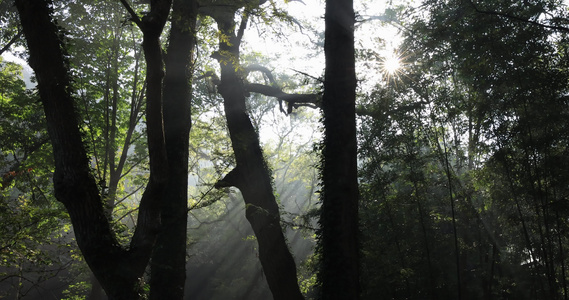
[381,52,402,75]
[379,49,408,84]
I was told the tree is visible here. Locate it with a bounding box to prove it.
[55,4,151,296]
[356,0,569,299]
[150,0,197,298]
[200,1,305,298]
[15,0,171,298]
[401,1,569,298]
[14,0,318,297]
[317,0,359,298]
[0,56,72,299]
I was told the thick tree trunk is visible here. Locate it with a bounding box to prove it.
[318,0,360,298]
[149,0,197,298]
[16,0,171,299]
[210,11,304,300]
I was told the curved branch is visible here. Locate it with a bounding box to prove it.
[245,64,277,85]
[197,65,321,114]
[245,82,320,113]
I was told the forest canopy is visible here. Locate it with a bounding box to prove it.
[2,0,569,299]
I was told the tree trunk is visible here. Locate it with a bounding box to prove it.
[149,0,197,298]
[16,0,171,298]
[210,10,304,300]
[318,0,360,298]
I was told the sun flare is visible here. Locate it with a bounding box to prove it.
[382,53,401,75]
[379,49,408,84]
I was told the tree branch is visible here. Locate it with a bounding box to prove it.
[118,0,143,28]
[196,70,220,83]
[245,82,320,113]
[197,65,321,114]
[245,64,277,85]
[214,167,242,189]
[0,31,22,56]
[291,68,323,82]
[236,11,249,44]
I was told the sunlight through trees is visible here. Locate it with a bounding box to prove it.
[2,0,569,299]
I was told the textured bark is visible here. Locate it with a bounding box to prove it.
[16,0,171,299]
[209,9,304,300]
[149,0,197,298]
[318,0,360,298]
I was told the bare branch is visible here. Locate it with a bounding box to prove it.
[118,0,143,28]
[119,154,148,180]
[245,64,277,85]
[196,70,220,84]
[0,31,22,56]
[198,65,321,114]
[291,68,323,82]
[245,82,320,113]
[236,12,249,44]
[115,206,140,223]
[115,184,145,207]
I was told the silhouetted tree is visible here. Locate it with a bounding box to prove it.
[318,0,360,298]
[16,0,170,298]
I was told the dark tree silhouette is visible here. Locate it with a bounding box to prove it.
[149,0,198,298]
[16,0,171,298]
[318,0,360,298]
[200,1,305,299]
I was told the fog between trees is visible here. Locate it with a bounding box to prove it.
[3,0,569,299]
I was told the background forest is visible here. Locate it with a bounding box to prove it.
[1,0,569,299]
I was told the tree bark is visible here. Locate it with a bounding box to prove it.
[318,0,360,298]
[209,9,304,300]
[149,0,197,298]
[16,0,171,298]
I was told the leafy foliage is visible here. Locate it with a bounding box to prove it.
[358,1,569,299]
[0,55,77,300]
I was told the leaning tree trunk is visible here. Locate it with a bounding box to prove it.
[209,9,304,300]
[149,0,197,298]
[16,0,171,298]
[318,0,360,298]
